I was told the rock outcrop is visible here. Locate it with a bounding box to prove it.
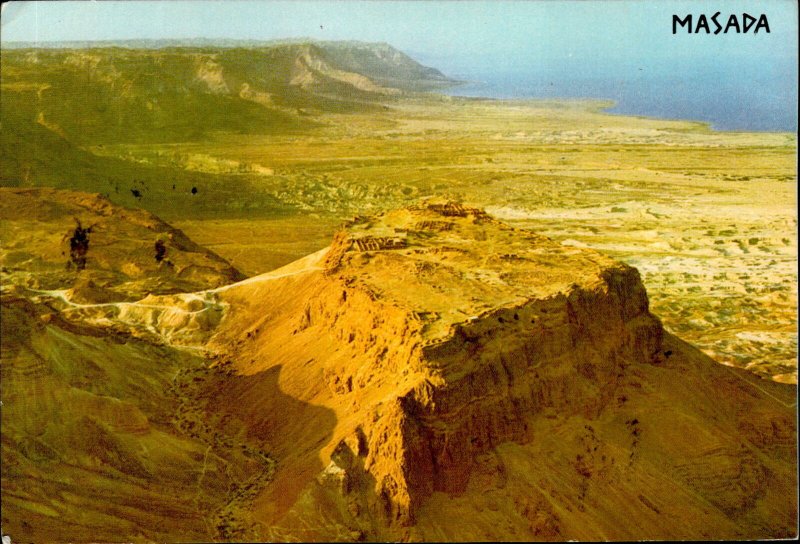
[202,203,795,540]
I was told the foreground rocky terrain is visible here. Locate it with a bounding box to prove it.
[1,190,795,541]
[0,187,244,298]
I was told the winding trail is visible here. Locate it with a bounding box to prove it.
[25,288,212,313]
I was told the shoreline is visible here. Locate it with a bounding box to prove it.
[436,90,796,136]
[437,78,795,135]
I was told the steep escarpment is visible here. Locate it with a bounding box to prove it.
[315,41,455,91]
[196,203,795,540]
[397,265,663,503]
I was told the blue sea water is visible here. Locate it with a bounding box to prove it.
[440,66,797,133]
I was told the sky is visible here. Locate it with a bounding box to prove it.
[1,1,796,68]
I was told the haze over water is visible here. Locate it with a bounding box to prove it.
[439,64,796,132]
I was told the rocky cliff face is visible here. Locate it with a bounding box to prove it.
[202,203,795,540]
[386,266,663,514]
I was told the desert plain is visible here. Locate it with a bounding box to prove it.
[85,97,798,383]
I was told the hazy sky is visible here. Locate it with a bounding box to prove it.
[2,1,797,71]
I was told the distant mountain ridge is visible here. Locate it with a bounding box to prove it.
[1,38,457,89]
[312,41,455,90]
[1,40,458,151]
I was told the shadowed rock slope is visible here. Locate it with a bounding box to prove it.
[1,201,796,541]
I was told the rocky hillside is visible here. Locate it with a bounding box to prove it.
[0,41,457,219]
[0,190,253,542]
[315,41,455,91]
[3,39,455,92]
[0,42,456,146]
[4,199,793,541]
[0,187,244,299]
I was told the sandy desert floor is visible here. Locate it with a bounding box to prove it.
[91,98,795,383]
